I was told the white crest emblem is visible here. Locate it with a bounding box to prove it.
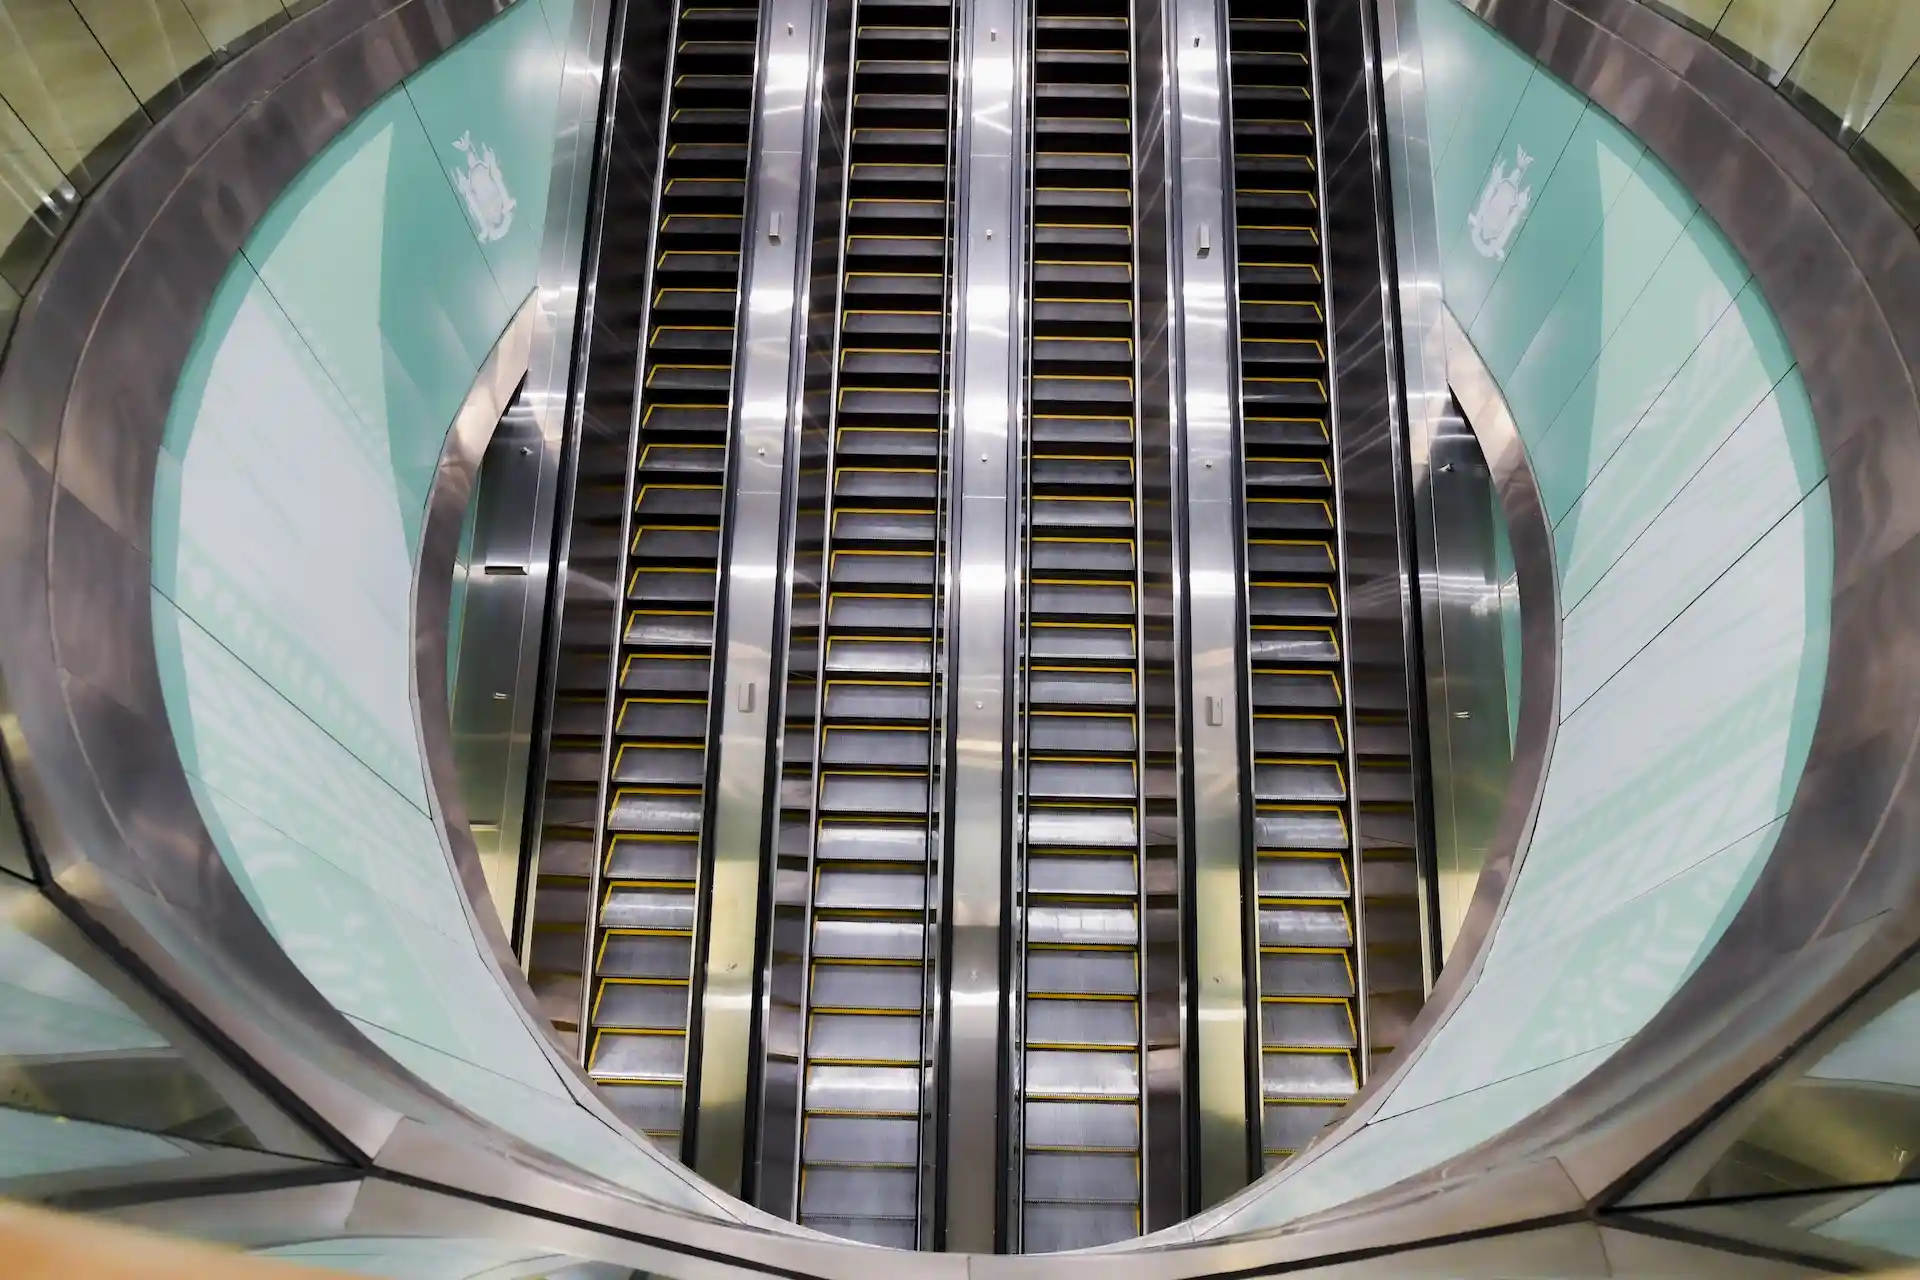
[452,132,516,243]
[1468,145,1534,261]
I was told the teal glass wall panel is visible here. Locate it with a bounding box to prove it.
[1439,66,1587,322]
[1197,0,1832,1233]
[1529,212,1751,525]
[408,0,567,300]
[1497,168,1698,450]
[246,91,514,548]
[149,2,726,1204]
[0,1106,206,1181]
[1466,106,1645,379]
[1560,381,1825,712]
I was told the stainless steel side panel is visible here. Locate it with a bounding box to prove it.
[940,0,1028,1250]
[1131,0,1189,1233]
[694,0,831,1195]
[1164,0,1256,1208]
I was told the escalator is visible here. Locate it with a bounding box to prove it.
[1013,0,1146,1252]
[577,2,761,1157]
[781,0,959,1246]
[1224,0,1363,1170]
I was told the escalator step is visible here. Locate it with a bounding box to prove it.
[1246,497,1332,531]
[1028,855,1137,897]
[1254,759,1346,802]
[1031,581,1134,616]
[1261,1051,1357,1101]
[1028,806,1138,848]
[809,1011,922,1063]
[817,822,929,863]
[1031,713,1136,755]
[1260,950,1353,998]
[1029,667,1134,705]
[1029,997,1128,1051]
[831,550,936,586]
[595,982,688,1031]
[1254,805,1348,851]
[819,771,929,817]
[625,609,715,650]
[607,788,703,833]
[635,484,724,519]
[601,887,697,932]
[1249,582,1337,618]
[835,468,938,501]
[812,918,926,962]
[627,565,717,603]
[822,726,931,767]
[1250,626,1340,663]
[613,743,704,786]
[805,1115,920,1166]
[1247,540,1334,574]
[599,932,694,980]
[1251,669,1340,707]
[1026,1049,1138,1098]
[1031,536,1134,574]
[823,679,934,721]
[842,309,945,337]
[799,1167,917,1220]
[631,527,721,561]
[638,443,727,472]
[826,592,933,630]
[1023,1151,1137,1206]
[1030,622,1134,661]
[598,1081,684,1133]
[1032,496,1132,528]
[1028,949,1137,996]
[614,697,708,740]
[1026,1099,1138,1150]
[1255,853,1348,899]
[1024,1205,1137,1253]
[1028,903,1137,947]
[1263,1101,1344,1156]
[1028,760,1137,802]
[621,655,712,694]
[1259,903,1352,949]
[821,638,933,677]
[832,509,938,541]
[641,403,731,434]
[1261,1000,1355,1050]
[811,962,923,1011]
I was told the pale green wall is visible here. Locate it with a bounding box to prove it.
[1203,0,1831,1231]
[150,0,714,1209]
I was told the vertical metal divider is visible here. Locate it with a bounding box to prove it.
[579,0,689,1063]
[758,0,857,1225]
[1168,0,1260,1206]
[937,0,1029,1251]
[924,0,967,1248]
[1005,0,1037,1249]
[692,0,833,1193]
[1129,0,1189,1233]
[1299,0,1367,1087]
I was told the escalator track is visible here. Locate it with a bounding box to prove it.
[785,0,959,1246]
[581,2,761,1159]
[1224,0,1363,1171]
[1013,0,1146,1251]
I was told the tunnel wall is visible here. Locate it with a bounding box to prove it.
[144,0,714,1202]
[1201,0,1832,1232]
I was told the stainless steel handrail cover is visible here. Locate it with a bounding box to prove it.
[694,0,831,1195]
[940,0,1030,1251]
[1164,0,1258,1207]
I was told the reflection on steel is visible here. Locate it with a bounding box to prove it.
[1129,0,1189,1234]
[1164,0,1257,1209]
[1310,0,1441,1073]
[941,0,1028,1249]
[507,0,622,963]
[692,0,830,1195]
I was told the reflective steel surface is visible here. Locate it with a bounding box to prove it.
[692,0,831,1195]
[941,0,1029,1249]
[1163,0,1257,1208]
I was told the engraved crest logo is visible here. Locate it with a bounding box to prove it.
[452,132,515,243]
[1469,145,1534,261]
